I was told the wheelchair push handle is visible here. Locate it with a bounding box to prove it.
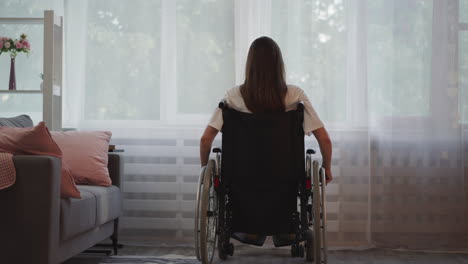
[219,100,227,109]
[221,100,304,111]
[306,149,315,155]
[213,147,222,153]
[297,101,304,111]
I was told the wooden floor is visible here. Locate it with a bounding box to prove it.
[65,243,468,264]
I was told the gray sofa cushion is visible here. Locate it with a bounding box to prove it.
[60,190,97,241]
[0,115,33,127]
[77,185,122,226]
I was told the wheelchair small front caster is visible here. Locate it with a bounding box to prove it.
[305,242,314,262]
[291,244,304,258]
[219,241,234,260]
[291,244,297,257]
[228,243,234,256]
[298,244,304,258]
[305,230,314,262]
[291,244,301,258]
[219,247,228,260]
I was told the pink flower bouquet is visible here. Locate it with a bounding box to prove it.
[0,34,31,58]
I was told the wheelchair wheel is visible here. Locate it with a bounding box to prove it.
[312,160,322,263]
[320,168,328,264]
[199,160,218,264]
[194,166,206,261]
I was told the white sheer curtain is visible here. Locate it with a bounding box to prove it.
[61,0,467,249]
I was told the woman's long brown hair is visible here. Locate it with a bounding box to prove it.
[240,36,287,113]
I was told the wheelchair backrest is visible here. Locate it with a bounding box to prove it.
[220,102,306,235]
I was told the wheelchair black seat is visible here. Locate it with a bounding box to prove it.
[221,105,305,235]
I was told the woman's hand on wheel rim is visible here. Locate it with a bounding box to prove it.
[325,167,333,184]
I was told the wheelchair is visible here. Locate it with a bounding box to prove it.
[195,102,328,264]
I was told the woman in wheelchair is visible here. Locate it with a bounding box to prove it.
[196,36,332,263]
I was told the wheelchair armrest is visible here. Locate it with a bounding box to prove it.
[306,149,315,155]
[213,147,222,153]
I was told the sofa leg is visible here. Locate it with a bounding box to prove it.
[111,218,119,255]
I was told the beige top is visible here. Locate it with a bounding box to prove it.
[208,85,324,135]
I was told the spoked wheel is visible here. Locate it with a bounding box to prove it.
[320,168,328,264]
[195,160,218,264]
[194,166,206,260]
[201,160,218,264]
[312,160,322,263]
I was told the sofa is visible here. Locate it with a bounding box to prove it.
[0,116,123,264]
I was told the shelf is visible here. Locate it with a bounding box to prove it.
[0,17,44,25]
[0,90,42,94]
[0,11,62,131]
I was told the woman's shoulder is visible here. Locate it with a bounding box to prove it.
[225,85,241,97]
[286,84,306,98]
[287,84,303,92]
[224,85,248,110]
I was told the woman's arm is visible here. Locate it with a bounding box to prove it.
[312,127,333,183]
[200,126,219,167]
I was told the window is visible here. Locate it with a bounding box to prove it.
[459,31,468,123]
[83,0,162,120]
[367,0,432,117]
[271,0,347,123]
[0,0,56,18]
[66,0,236,125]
[176,0,235,115]
[459,1,468,123]
[460,0,468,23]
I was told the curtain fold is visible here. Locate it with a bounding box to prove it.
[63,0,87,128]
[369,0,467,248]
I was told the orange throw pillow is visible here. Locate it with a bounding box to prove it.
[0,122,81,198]
[51,131,112,186]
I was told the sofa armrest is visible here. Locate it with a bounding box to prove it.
[0,155,61,264]
[108,153,124,187]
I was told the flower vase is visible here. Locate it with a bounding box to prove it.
[8,57,16,91]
